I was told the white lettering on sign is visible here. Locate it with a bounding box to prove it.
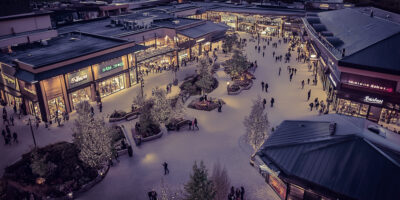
[363,96,383,104]
[71,74,88,84]
[347,80,393,92]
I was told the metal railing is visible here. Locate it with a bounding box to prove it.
[302,18,343,59]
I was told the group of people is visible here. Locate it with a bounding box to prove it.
[228,186,245,200]
[188,118,199,131]
[2,125,18,145]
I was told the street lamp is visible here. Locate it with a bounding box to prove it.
[140,76,144,98]
[28,118,37,148]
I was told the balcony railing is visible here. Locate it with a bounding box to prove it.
[302,18,343,59]
[136,46,178,62]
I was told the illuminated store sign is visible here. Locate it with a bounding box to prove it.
[348,80,393,92]
[68,69,91,88]
[71,74,88,84]
[24,87,36,95]
[101,62,123,73]
[363,96,383,104]
[196,38,205,43]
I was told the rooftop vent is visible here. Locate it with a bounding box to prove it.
[329,123,336,135]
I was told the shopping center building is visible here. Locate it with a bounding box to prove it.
[0,5,229,121]
[302,8,400,131]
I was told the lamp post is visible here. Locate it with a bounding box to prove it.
[140,76,144,98]
[28,118,37,148]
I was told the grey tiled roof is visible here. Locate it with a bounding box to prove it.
[258,116,400,200]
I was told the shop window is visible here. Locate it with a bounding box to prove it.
[70,87,91,110]
[268,176,287,200]
[48,96,65,120]
[98,74,125,98]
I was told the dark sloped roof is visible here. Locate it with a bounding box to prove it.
[15,45,147,82]
[177,21,228,39]
[317,8,400,57]
[263,121,333,147]
[259,119,400,200]
[339,33,400,75]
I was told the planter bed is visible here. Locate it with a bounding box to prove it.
[188,98,225,111]
[131,127,163,146]
[0,142,106,200]
[165,118,192,131]
[109,111,140,123]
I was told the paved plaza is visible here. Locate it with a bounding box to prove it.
[1,32,328,200]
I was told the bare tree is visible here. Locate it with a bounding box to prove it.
[243,96,270,151]
[211,162,230,200]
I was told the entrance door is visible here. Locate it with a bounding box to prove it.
[368,106,382,122]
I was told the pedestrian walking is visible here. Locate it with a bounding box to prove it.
[163,162,169,175]
[5,133,10,145]
[261,81,265,92]
[294,68,297,74]
[289,73,293,82]
[263,98,267,109]
[6,125,10,135]
[194,118,199,130]
[10,115,14,126]
[2,129,6,145]
[307,78,310,85]
[90,106,94,115]
[236,188,241,199]
[265,83,269,92]
[270,98,275,107]
[278,67,281,76]
[12,132,18,143]
[307,89,311,101]
[188,120,192,130]
[309,102,314,111]
[262,52,265,57]
[301,80,305,89]
[240,186,245,200]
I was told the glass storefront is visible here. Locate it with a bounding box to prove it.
[48,96,65,120]
[70,87,91,109]
[336,98,400,131]
[98,74,125,98]
[28,100,41,119]
[4,92,22,108]
[337,99,369,117]
[130,68,138,85]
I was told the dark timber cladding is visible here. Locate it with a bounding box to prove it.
[257,118,400,200]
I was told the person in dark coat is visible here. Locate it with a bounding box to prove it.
[261,81,264,92]
[194,118,199,130]
[307,89,311,101]
[270,98,275,107]
[263,98,267,109]
[265,83,269,92]
[240,186,245,200]
[1,129,6,144]
[12,132,18,143]
[10,115,14,126]
[99,102,103,113]
[163,162,169,175]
